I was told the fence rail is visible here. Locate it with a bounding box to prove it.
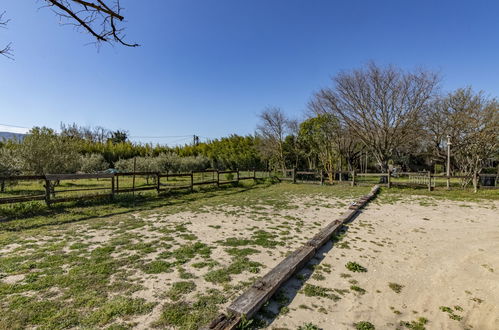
[0,170,269,206]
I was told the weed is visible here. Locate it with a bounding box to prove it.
[345,262,367,272]
[354,321,375,330]
[388,282,404,293]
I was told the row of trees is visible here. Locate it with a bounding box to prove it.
[1,63,497,192]
[256,63,498,190]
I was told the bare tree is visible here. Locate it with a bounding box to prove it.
[313,62,439,172]
[256,107,290,172]
[0,11,13,59]
[428,88,499,191]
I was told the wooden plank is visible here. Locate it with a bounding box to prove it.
[192,180,218,186]
[45,173,114,181]
[0,175,45,181]
[0,195,46,205]
[227,245,316,317]
[158,173,191,178]
[115,186,156,193]
[218,170,238,174]
[216,185,380,326]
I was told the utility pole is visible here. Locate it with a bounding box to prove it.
[446,135,451,190]
[193,135,199,146]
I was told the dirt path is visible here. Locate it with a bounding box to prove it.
[265,198,499,329]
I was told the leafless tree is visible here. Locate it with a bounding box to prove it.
[0,11,13,59]
[428,88,499,191]
[256,107,291,172]
[313,62,439,172]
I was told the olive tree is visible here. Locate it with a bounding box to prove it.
[313,62,439,172]
[18,127,81,175]
[0,147,22,191]
[80,153,109,173]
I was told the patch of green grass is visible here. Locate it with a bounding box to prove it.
[154,289,226,330]
[204,268,231,284]
[399,317,428,330]
[355,321,375,330]
[345,261,367,272]
[141,260,173,274]
[82,297,155,326]
[302,284,341,301]
[225,247,259,257]
[350,285,366,295]
[388,282,404,293]
[298,323,321,330]
[166,281,196,301]
[439,306,462,321]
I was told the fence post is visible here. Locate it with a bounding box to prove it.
[427,171,432,191]
[190,171,194,192]
[44,178,51,207]
[292,168,296,184]
[236,169,240,184]
[351,170,356,186]
[446,175,450,190]
[387,171,391,189]
[216,170,220,187]
[111,175,115,200]
[157,172,161,193]
[320,170,324,185]
[253,169,256,181]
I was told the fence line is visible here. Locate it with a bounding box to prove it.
[282,168,498,191]
[0,170,272,206]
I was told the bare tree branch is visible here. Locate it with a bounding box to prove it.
[44,0,138,47]
[0,12,13,59]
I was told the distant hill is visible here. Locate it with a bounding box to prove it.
[0,131,26,141]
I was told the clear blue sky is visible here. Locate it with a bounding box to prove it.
[1,0,498,145]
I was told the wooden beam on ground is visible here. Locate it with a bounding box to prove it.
[204,185,380,329]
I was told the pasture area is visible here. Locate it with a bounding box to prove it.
[0,182,371,329]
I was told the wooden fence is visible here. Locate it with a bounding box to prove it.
[282,168,498,191]
[0,170,272,206]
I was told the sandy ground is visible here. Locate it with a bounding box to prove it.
[267,198,499,330]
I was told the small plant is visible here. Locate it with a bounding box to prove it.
[354,321,375,330]
[388,282,404,293]
[439,306,462,321]
[298,323,321,330]
[345,261,367,272]
[399,317,428,330]
[350,285,366,295]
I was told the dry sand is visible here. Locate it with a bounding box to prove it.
[267,198,499,330]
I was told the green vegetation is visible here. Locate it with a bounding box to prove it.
[439,306,463,321]
[298,323,321,330]
[388,282,404,293]
[399,317,429,330]
[302,284,341,301]
[345,261,367,272]
[355,321,375,330]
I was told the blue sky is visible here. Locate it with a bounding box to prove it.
[1,0,498,145]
